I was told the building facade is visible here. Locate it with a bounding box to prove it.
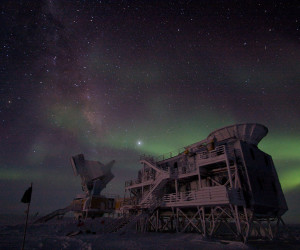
[121,123,288,241]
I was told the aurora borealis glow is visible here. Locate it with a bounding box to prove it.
[0,1,300,222]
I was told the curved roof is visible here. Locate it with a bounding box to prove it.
[207,123,268,146]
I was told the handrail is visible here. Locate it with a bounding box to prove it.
[170,163,197,176]
[155,147,186,162]
[162,186,228,204]
[140,159,167,174]
[139,171,169,205]
[129,145,226,187]
[140,145,226,167]
[140,147,186,163]
[122,197,138,206]
[197,145,225,161]
[125,175,156,187]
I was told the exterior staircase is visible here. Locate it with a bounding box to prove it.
[105,215,133,233]
[34,205,73,223]
[140,177,168,207]
[139,169,169,206]
[108,194,166,234]
[108,161,169,234]
[107,159,170,234]
[106,213,148,233]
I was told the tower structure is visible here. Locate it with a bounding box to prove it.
[70,154,116,218]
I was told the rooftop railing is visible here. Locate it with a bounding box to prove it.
[197,145,225,161]
[140,144,226,166]
[155,147,186,162]
[127,145,227,188]
[140,147,186,164]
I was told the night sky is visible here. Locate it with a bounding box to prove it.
[1,1,300,222]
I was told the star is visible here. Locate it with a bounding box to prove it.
[0,0,299,223]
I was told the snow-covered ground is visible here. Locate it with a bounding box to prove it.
[0,214,299,250]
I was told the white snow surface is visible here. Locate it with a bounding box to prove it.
[0,215,299,250]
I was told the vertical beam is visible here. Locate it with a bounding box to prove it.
[176,208,179,232]
[234,163,238,189]
[245,211,253,242]
[233,154,243,189]
[198,165,202,189]
[175,179,178,198]
[274,216,280,239]
[225,150,233,188]
[210,207,215,236]
[267,218,273,240]
[156,210,159,232]
[236,142,253,193]
[235,205,242,235]
[231,204,242,238]
[201,206,206,236]
[171,207,175,231]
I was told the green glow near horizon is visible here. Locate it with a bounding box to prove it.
[259,134,300,190]
[3,130,299,192]
[0,167,67,181]
[0,167,79,189]
[257,134,300,191]
[102,109,235,155]
[260,135,300,161]
[279,168,300,191]
[38,97,300,193]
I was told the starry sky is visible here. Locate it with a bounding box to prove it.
[0,1,300,222]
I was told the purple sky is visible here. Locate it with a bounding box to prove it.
[0,1,299,222]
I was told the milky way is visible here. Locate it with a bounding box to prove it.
[0,1,300,221]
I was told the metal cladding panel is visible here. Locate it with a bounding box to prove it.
[70,157,78,176]
[85,161,110,180]
[207,123,268,146]
[71,154,115,182]
[92,172,114,196]
[71,154,85,176]
[239,141,288,216]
